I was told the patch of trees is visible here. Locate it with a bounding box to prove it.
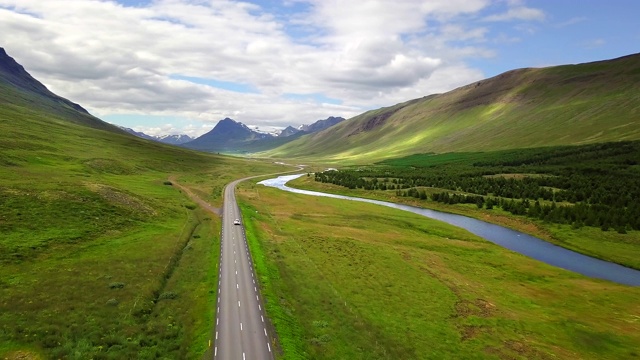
[315,141,640,233]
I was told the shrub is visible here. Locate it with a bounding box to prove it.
[158,292,178,300]
[106,298,119,306]
[109,282,125,289]
[163,181,173,186]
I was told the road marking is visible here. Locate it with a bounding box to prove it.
[261,315,264,322]
[240,322,243,331]
[259,304,261,310]
[237,283,239,289]
[256,295,259,300]
[215,347,217,357]
[264,328,267,336]
[243,353,246,360]
[216,331,218,339]
[268,343,271,352]
[236,270,238,275]
[238,301,241,307]
[254,286,257,292]
[216,318,219,325]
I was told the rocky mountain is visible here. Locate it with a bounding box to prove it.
[156,134,194,145]
[264,53,640,162]
[181,118,271,152]
[118,126,194,145]
[298,116,345,133]
[0,47,121,133]
[181,116,345,153]
[278,126,300,137]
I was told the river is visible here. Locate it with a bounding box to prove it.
[258,174,640,286]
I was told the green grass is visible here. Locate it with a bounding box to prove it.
[0,84,287,358]
[237,179,640,359]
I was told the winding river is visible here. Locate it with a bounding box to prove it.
[258,174,640,286]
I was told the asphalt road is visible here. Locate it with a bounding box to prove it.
[214,178,273,360]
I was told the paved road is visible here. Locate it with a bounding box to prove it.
[214,178,273,360]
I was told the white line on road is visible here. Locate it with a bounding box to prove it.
[238,301,241,307]
[264,328,267,336]
[240,322,243,331]
[261,315,264,322]
[268,343,271,352]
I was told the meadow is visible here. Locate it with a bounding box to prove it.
[237,179,640,359]
[0,100,286,359]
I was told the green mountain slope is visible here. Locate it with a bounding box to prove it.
[264,53,640,163]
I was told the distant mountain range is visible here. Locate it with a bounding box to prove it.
[119,116,344,152]
[177,116,344,153]
[118,126,194,145]
[4,44,639,164]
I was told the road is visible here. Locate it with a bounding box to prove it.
[214,178,273,360]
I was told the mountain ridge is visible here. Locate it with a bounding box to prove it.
[180,116,345,153]
[264,53,640,162]
[0,47,121,133]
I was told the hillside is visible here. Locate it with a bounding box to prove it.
[0,49,284,358]
[0,47,123,133]
[264,53,640,163]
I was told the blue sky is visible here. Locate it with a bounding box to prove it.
[0,0,638,136]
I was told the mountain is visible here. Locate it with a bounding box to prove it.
[298,116,345,133]
[157,134,194,145]
[264,53,640,163]
[181,117,271,152]
[278,126,300,137]
[118,126,194,145]
[119,126,157,141]
[182,115,346,153]
[0,47,121,133]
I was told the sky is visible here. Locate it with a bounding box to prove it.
[0,0,638,137]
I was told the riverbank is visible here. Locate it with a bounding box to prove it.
[288,175,640,271]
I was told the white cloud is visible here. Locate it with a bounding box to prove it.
[483,2,544,22]
[0,0,522,134]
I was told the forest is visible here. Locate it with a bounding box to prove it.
[314,141,640,233]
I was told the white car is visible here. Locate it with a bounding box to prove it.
[233,219,241,225]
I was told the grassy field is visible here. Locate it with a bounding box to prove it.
[237,179,640,359]
[0,95,287,358]
[289,175,640,271]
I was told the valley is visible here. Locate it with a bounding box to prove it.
[2,42,639,360]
